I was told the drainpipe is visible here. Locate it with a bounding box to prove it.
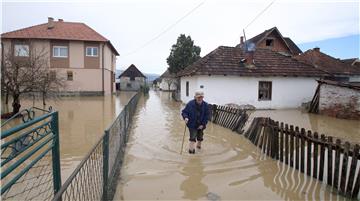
[102,43,105,95]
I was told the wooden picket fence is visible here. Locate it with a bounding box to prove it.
[245,117,360,199]
[209,104,360,199]
[209,104,248,133]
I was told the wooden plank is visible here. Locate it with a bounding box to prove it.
[285,124,289,165]
[340,142,350,194]
[327,136,333,186]
[275,121,280,160]
[347,144,359,197]
[266,119,272,157]
[334,139,341,189]
[307,131,312,176]
[290,125,294,167]
[351,166,360,199]
[313,132,319,179]
[300,128,306,173]
[319,134,326,181]
[295,126,300,170]
[280,122,284,162]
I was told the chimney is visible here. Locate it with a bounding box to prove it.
[58,19,64,22]
[245,51,254,65]
[240,36,244,45]
[314,47,320,52]
[47,17,54,29]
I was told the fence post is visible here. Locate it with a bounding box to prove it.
[102,130,110,201]
[51,111,62,195]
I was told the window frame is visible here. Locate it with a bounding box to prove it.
[265,38,274,47]
[53,46,68,58]
[67,71,73,81]
[14,44,30,57]
[85,47,99,57]
[186,81,189,97]
[258,81,272,101]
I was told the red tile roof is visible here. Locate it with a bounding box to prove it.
[1,20,119,55]
[177,46,327,77]
[294,48,360,76]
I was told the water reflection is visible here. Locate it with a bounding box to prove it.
[180,157,208,200]
[1,92,136,181]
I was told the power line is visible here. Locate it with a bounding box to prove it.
[123,0,206,57]
[244,0,276,30]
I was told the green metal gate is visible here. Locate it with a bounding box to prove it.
[1,107,61,200]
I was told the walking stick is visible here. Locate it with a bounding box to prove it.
[180,123,187,155]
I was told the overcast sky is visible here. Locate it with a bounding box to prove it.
[2,0,359,74]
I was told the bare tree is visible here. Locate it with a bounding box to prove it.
[1,41,65,115]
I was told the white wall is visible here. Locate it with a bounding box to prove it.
[160,78,177,91]
[180,75,319,109]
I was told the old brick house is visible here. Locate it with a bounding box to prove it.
[236,27,303,56]
[1,17,119,95]
[311,80,360,120]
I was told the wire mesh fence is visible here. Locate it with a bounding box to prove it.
[1,107,61,201]
[53,92,141,201]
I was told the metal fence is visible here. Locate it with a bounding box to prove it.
[1,107,61,201]
[52,92,141,201]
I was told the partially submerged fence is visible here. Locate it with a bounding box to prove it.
[52,92,141,201]
[210,106,360,199]
[1,107,61,201]
[210,104,248,133]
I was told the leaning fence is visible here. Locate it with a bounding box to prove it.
[210,105,360,199]
[1,107,61,201]
[52,92,141,201]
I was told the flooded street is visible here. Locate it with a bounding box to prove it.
[1,92,136,181]
[250,110,360,143]
[114,91,356,200]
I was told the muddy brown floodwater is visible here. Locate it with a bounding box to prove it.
[1,92,136,181]
[114,91,358,200]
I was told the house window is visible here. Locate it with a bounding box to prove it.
[49,71,56,79]
[14,44,29,57]
[265,39,274,47]
[130,76,135,81]
[127,83,131,87]
[67,71,73,81]
[86,47,98,57]
[53,46,68,58]
[258,81,272,101]
[186,81,189,97]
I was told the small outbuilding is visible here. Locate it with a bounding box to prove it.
[118,64,146,91]
[309,80,360,120]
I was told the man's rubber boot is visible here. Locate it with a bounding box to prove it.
[196,141,201,149]
[189,141,195,154]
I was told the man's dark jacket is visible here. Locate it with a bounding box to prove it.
[181,100,209,129]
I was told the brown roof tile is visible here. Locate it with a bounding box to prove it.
[294,49,360,75]
[178,46,327,77]
[1,20,119,55]
[119,64,146,78]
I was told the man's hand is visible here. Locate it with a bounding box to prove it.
[184,118,189,124]
[198,125,204,130]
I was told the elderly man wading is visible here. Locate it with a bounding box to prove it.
[181,91,210,154]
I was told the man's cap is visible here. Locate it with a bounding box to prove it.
[195,91,204,98]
